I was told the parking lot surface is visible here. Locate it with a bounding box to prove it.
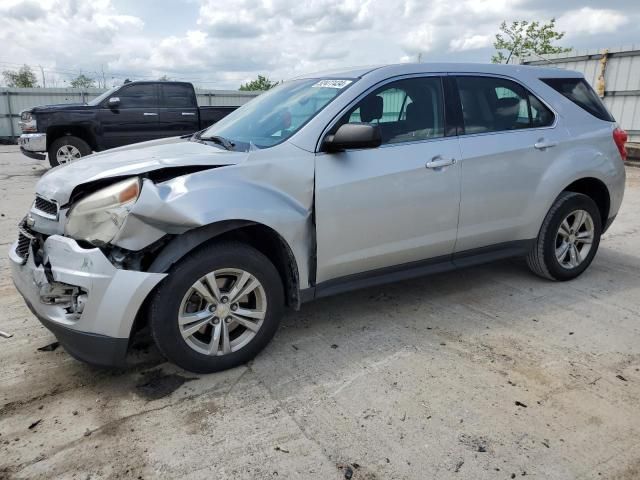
[1,145,639,480]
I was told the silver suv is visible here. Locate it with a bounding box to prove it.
[10,63,627,373]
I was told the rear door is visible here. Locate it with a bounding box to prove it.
[158,83,200,137]
[315,75,462,283]
[453,75,563,252]
[97,83,159,148]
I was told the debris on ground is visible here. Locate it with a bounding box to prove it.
[135,369,197,401]
[515,401,528,408]
[37,342,60,352]
[616,374,628,382]
[454,460,464,473]
[28,419,42,430]
[459,434,489,453]
[331,344,338,349]
[274,446,289,453]
[0,330,13,338]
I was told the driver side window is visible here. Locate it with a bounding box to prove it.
[339,77,445,145]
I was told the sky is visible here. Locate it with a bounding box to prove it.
[0,0,638,90]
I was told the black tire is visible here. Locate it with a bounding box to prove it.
[47,136,91,167]
[149,241,284,373]
[527,192,602,281]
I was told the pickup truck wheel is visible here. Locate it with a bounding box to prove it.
[527,192,602,281]
[149,241,284,373]
[48,136,91,167]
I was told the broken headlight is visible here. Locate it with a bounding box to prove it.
[65,177,140,246]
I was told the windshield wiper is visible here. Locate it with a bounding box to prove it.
[199,134,235,151]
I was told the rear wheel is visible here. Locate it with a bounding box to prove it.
[48,136,91,167]
[149,242,284,373]
[527,192,602,281]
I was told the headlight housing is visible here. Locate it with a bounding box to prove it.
[19,111,37,133]
[65,177,141,246]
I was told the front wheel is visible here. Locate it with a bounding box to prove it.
[527,192,602,281]
[48,136,91,167]
[149,242,284,373]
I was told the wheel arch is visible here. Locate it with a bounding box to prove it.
[46,125,97,151]
[561,177,610,228]
[147,220,303,310]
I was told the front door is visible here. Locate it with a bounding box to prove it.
[97,82,160,149]
[315,76,462,283]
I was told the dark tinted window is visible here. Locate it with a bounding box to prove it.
[542,78,614,122]
[456,76,554,134]
[116,84,157,108]
[161,84,196,108]
[338,77,444,145]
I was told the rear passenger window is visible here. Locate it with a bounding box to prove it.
[340,77,445,145]
[456,76,554,134]
[161,84,196,109]
[116,84,157,109]
[541,78,614,122]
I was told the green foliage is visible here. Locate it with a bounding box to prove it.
[69,73,95,89]
[239,75,279,91]
[491,19,571,64]
[2,64,38,87]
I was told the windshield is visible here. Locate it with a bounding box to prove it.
[200,78,354,150]
[87,86,120,106]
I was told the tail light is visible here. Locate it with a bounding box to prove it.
[613,127,628,161]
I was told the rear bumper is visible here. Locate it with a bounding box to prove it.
[9,235,166,367]
[18,133,47,160]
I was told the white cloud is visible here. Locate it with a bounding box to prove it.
[449,34,493,52]
[557,7,629,36]
[0,0,637,89]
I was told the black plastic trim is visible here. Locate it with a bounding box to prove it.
[304,240,534,302]
[20,147,46,160]
[26,301,129,368]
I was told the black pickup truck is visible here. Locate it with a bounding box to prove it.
[18,81,240,166]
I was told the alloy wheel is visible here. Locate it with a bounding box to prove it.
[56,145,82,164]
[178,268,267,356]
[555,209,595,269]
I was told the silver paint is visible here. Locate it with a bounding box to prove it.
[10,62,627,346]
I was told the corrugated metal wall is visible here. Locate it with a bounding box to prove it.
[0,87,259,139]
[522,47,640,142]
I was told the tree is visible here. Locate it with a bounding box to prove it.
[69,73,95,89]
[158,74,170,81]
[2,64,38,87]
[239,75,279,91]
[491,19,571,64]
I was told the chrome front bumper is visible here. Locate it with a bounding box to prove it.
[19,133,47,160]
[10,235,166,365]
[19,133,46,152]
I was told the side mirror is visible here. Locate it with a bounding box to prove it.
[108,97,120,108]
[323,123,382,152]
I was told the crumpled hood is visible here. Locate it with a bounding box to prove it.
[36,136,248,205]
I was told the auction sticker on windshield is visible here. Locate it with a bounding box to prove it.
[312,80,352,89]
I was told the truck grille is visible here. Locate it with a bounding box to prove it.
[33,196,58,218]
[15,225,34,264]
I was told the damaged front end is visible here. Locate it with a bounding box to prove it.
[10,137,316,368]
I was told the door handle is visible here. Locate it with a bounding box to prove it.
[181,112,196,116]
[534,140,557,150]
[426,156,456,169]
[143,112,158,116]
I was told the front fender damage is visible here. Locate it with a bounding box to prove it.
[108,159,315,292]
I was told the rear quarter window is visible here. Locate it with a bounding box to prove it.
[541,78,614,122]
